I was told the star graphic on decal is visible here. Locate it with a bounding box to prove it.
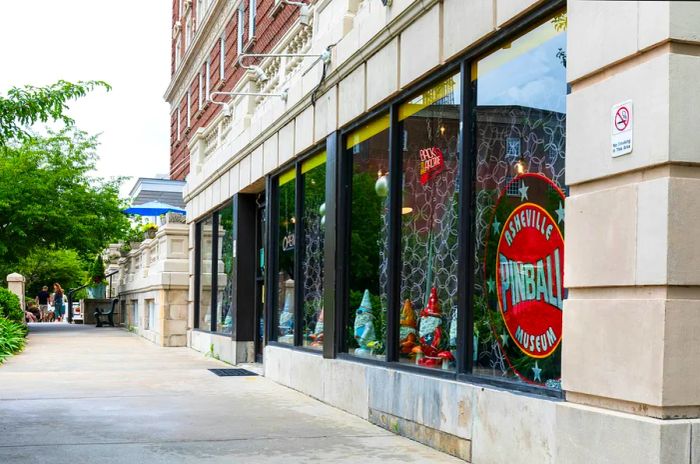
[500,332,508,347]
[532,361,542,382]
[486,277,495,294]
[555,201,565,224]
[492,217,501,235]
[519,183,529,201]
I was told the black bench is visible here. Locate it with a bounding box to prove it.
[95,298,119,327]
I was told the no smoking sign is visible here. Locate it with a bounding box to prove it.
[611,100,633,157]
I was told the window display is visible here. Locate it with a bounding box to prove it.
[398,73,461,370]
[301,152,326,349]
[345,115,390,359]
[198,216,214,330]
[471,12,567,388]
[276,169,296,344]
[216,204,234,335]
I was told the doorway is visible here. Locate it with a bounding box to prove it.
[254,192,266,363]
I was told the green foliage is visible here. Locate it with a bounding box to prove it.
[349,171,383,292]
[16,248,87,298]
[0,288,24,324]
[0,80,110,146]
[0,317,27,363]
[88,254,105,284]
[0,127,130,270]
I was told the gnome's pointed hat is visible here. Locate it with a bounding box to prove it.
[422,287,442,317]
[358,289,373,314]
[400,299,416,327]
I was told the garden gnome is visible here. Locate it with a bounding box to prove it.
[399,299,418,354]
[449,307,458,349]
[278,278,295,343]
[418,287,447,367]
[353,290,377,356]
[310,308,324,347]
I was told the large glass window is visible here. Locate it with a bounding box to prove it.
[398,73,461,371]
[275,169,296,345]
[216,204,234,335]
[471,12,567,388]
[198,216,213,330]
[345,115,390,360]
[301,153,326,349]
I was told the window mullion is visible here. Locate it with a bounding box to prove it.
[385,104,402,363]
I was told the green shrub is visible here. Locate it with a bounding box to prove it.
[0,288,24,324]
[0,317,27,363]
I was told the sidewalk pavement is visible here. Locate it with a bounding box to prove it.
[0,323,463,463]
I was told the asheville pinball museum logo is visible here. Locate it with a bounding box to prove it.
[485,173,566,382]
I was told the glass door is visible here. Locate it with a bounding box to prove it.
[254,192,266,363]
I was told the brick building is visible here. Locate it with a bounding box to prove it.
[167,0,298,180]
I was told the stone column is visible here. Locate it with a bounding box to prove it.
[557,2,700,463]
[6,273,25,310]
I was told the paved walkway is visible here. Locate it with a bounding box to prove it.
[0,323,462,463]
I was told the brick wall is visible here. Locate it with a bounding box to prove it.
[168,0,298,180]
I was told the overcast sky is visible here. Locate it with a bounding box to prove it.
[0,0,171,197]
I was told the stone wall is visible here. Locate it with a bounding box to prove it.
[116,218,189,347]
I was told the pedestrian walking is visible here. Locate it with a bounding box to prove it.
[52,283,65,322]
[35,285,50,322]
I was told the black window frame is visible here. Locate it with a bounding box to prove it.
[266,144,329,356]
[265,0,566,398]
[194,200,235,335]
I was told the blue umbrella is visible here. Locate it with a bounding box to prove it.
[123,201,185,216]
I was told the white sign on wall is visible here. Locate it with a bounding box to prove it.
[611,100,633,157]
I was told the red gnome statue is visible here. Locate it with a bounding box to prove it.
[417,287,448,367]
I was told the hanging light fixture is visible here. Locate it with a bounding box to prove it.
[375,168,389,197]
[514,156,528,175]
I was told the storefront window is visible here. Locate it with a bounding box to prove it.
[398,73,461,370]
[471,12,567,388]
[216,204,234,335]
[276,169,296,344]
[345,115,390,360]
[198,216,214,330]
[301,152,326,349]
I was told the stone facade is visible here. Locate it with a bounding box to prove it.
[167,0,700,462]
[116,219,189,347]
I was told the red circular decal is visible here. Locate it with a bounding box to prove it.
[495,202,564,358]
[614,106,630,131]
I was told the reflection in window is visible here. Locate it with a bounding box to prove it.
[301,153,326,349]
[346,115,390,360]
[198,216,213,330]
[276,169,296,344]
[472,12,567,388]
[216,204,234,335]
[398,73,461,371]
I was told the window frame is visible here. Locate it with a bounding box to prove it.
[220,33,226,81]
[267,145,328,355]
[187,91,191,127]
[194,201,235,335]
[237,4,244,55]
[262,0,566,398]
[198,72,203,111]
[248,0,256,41]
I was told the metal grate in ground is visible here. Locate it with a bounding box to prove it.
[208,368,258,377]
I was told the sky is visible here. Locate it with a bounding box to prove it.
[0,0,172,198]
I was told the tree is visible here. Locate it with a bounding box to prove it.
[0,127,130,271]
[0,80,110,147]
[16,249,87,298]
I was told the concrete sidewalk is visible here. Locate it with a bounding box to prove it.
[0,323,462,463]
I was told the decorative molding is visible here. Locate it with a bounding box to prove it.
[184,0,441,205]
